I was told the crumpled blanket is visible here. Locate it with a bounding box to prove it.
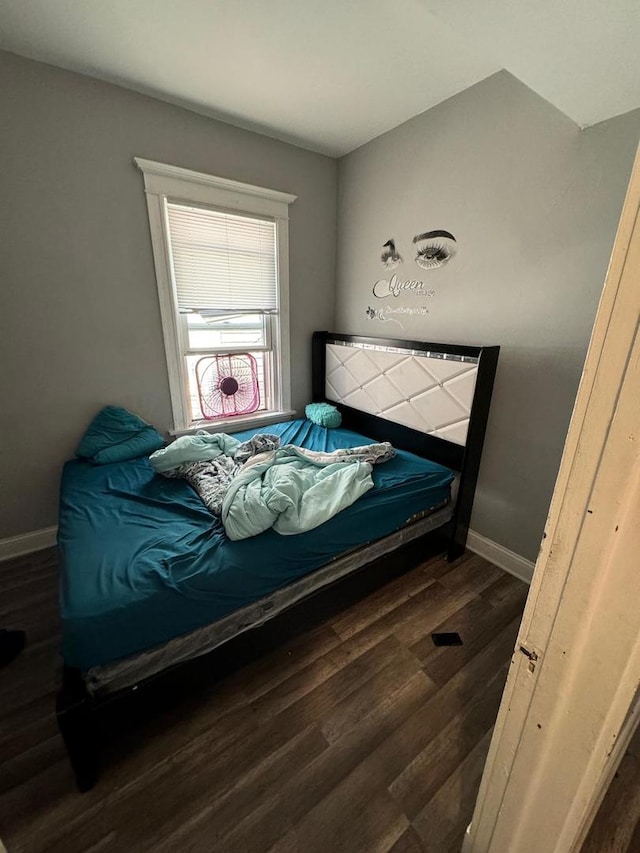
[151,433,281,515]
[149,431,395,539]
[221,441,395,540]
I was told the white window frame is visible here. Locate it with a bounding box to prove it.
[135,157,296,433]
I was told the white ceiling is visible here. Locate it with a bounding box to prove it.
[0,0,638,157]
[421,0,640,131]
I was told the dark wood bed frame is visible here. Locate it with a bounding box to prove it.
[57,331,499,791]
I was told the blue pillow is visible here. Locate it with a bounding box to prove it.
[76,406,165,464]
[305,402,342,429]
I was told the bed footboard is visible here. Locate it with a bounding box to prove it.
[56,666,100,792]
[56,527,448,791]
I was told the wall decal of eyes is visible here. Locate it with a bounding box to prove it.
[381,238,403,270]
[413,230,457,270]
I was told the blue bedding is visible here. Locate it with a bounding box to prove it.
[58,419,454,670]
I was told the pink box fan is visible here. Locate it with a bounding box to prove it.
[195,353,260,419]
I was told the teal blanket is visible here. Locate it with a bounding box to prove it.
[222,443,394,540]
[149,432,242,472]
[152,432,396,540]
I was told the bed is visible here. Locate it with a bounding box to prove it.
[56,331,499,790]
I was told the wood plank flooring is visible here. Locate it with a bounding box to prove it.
[581,721,640,853]
[0,547,529,853]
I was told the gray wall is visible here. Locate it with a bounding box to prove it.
[2,54,639,557]
[335,71,640,561]
[0,50,337,539]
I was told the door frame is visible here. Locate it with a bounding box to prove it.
[463,143,640,853]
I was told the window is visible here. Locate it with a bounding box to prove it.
[135,158,296,432]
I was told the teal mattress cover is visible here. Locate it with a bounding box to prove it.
[58,419,454,670]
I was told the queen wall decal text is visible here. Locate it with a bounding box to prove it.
[372,274,435,299]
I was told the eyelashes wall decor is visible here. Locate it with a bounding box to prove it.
[379,231,457,270]
[380,239,402,270]
[413,230,457,270]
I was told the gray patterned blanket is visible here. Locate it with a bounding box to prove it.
[160,434,281,515]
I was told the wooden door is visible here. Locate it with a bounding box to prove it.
[463,143,640,853]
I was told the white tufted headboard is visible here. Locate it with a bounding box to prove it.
[324,340,478,447]
[312,332,499,560]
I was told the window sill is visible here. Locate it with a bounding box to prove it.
[169,410,297,438]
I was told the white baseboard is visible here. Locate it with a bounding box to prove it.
[467,529,535,585]
[0,526,58,563]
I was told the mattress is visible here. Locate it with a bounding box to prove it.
[58,419,455,670]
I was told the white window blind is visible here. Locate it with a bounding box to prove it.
[166,202,278,312]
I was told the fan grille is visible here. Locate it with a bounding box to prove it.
[195,353,260,420]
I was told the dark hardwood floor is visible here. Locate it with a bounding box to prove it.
[0,546,528,853]
[581,721,640,853]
